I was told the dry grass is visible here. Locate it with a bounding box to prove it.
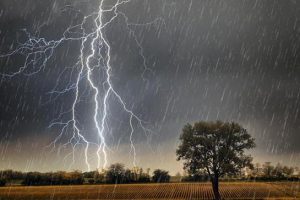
[0,182,299,200]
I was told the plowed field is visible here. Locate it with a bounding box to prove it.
[0,182,299,199]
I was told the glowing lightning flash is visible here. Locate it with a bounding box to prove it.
[0,0,162,171]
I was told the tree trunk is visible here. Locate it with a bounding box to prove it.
[211,175,221,200]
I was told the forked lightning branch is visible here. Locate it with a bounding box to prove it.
[0,0,162,171]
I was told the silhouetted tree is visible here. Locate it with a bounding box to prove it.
[152,169,170,183]
[263,162,274,178]
[177,121,255,200]
[68,171,84,184]
[0,170,24,185]
[83,171,95,179]
[106,163,126,184]
[258,162,295,180]
[282,166,294,177]
[138,173,151,183]
[93,171,105,184]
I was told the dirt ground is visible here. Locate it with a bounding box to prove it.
[0,182,299,200]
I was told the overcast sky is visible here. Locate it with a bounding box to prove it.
[0,0,300,174]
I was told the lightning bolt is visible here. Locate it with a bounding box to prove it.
[0,0,163,171]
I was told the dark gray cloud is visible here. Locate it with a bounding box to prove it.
[0,0,300,172]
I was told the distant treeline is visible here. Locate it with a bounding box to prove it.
[0,170,84,186]
[1,162,299,186]
[182,162,300,182]
[246,162,299,181]
[0,163,170,186]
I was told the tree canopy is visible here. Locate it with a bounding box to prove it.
[152,169,170,183]
[176,121,255,200]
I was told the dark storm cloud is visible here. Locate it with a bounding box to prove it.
[0,0,300,171]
